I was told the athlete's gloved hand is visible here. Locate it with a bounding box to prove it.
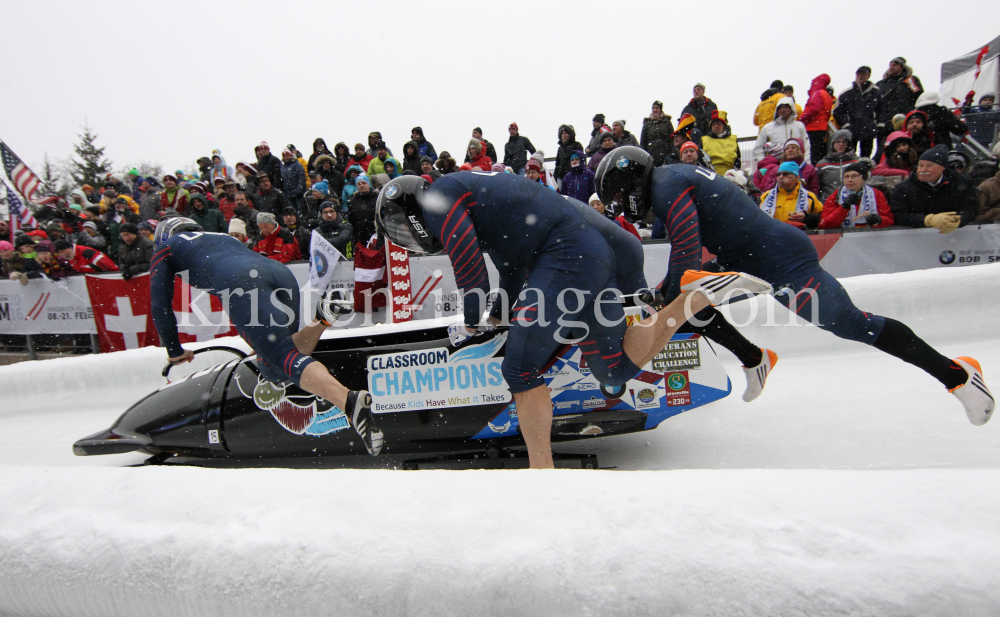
[925,212,961,234]
[448,323,476,346]
[866,212,882,227]
[841,193,862,209]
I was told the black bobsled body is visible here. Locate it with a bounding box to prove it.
[74,319,732,461]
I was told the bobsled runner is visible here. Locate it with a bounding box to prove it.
[73,317,732,466]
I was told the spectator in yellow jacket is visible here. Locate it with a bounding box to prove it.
[702,111,741,176]
[97,181,139,215]
[758,161,823,229]
[754,80,785,133]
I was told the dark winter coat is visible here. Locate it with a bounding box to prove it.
[256,153,284,190]
[916,103,968,149]
[640,116,677,166]
[833,81,880,141]
[117,236,154,278]
[815,130,860,201]
[413,136,437,162]
[681,97,718,134]
[254,187,290,215]
[503,135,537,170]
[588,143,615,173]
[188,197,227,233]
[332,142,351,174]
[614,129,639,148]
[232,205,262,244]
[285,221,313,256]
[875,66,923,129]
[307,138,331,171]
[139,189,162,220]
[586,125,611,156]
[23,256,75,281]
[281,159,306,202]
[558,151,595,203]
[890,168,978,228]
[347,190,379,245]
[314,217,353,255]
[313,154,347,198]
[401,141,423,175]
[554,125,584,180]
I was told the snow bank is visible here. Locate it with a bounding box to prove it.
[1,468,998,617]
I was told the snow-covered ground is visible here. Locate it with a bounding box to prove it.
[1,265,999,616]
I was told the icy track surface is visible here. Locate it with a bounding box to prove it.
[1,265,999,616]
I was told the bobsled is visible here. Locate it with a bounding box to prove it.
[73,317,732,467]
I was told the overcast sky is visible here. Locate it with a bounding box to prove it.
[1,0,998,180]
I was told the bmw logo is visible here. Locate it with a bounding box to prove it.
[313,253,328,276]
[939,250,956,265]
[616,157,631,170]
[386,184,400,199]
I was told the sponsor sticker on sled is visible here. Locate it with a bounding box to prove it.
[652,338,701,372]
[367,333,512,413]
[634,387,659,410]
[664,371,691,407]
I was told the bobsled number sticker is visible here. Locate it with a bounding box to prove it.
[367,333,511,413]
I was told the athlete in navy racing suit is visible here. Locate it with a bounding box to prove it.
[388,171,712,468]
[149,228,384,454]
[643,163,992,421]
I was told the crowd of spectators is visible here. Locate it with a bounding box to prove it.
[3,56,1000,289]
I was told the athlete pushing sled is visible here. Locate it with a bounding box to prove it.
[149,218,384,454]
[375,173,771,468]
[595,146,994,426]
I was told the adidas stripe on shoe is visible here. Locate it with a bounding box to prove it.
[680,270,773,305]
[950,357,994,426]
[742,349,778,402]
[348,390,384,454]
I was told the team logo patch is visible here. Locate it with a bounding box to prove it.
[386,184,400,199]
[616,157,632,170]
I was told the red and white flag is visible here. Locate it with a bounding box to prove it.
[85,273,238,353]
[1,141,57,206]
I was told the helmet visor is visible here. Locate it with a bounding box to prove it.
[378,201,428,254]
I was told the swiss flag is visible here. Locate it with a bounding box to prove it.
[85,273,238,353]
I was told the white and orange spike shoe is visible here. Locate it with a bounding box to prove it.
[950,357,994,426]
[680,270,773,305]
[742,349,779,402]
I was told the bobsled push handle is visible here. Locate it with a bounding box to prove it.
[161,346,250,379]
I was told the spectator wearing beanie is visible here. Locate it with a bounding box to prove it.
[833,67,880,158]
[870,131,917,196]
[701,111,740,176]
[798,74,834,164]
[589,132,619,173]
[874,57,924,164]
[255,142,284,191]
[410,127,437,162]
[303,180,331,220]
[281,206,312,255]
[503,123,537,175]
[0,240,26,278]
[524,158,554,190]
[758,161,823,229]
[611,120,639,148]
[420,156,442,181]
[681,83,718,134]
[54,239,118,273]
[188,193,226,233]
[435,151,459,175]
[467,140,493,172]
[815,130,861,201]
[759,138,819,194]
[106,197,142,257]
[252,211,301,263]
[253,172,290,215]
[640,101,677,166]
[348,143,374,173]
[366,132,392,158]
[903,109,934,156]
[465,128,498,165]
[890,145,977,231]
[137,177,163,221]
[313,154,346,199]
[231,190,262,244]
[116,222,154,280]
[585,114,611,157]
[819,159,892,229]
[228,218,251,247]
[280,148,307,211]
[314,200,353,256]
[347,174,378,245]
[559,150,595,203]
[367,142,394,178]
[340,168,363,210]
[754,80,785,133]
[160,174,190,215]
[12,240,73,284]
[554,125,584,184]
[678,141,714,171]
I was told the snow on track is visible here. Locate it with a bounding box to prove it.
[1,264,999,615]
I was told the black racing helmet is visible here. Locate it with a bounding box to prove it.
[375,176,443,255]
[594,145,654,224]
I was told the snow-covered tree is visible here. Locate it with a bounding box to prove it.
[69,123,112,188]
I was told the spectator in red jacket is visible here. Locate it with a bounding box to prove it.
[252,212,301,263]
[872,132,918,178]
[54,239,119,273]
[799,74,833,164]
[819,160,893,229]
[348,143,373,173]
[467,139,493,172]
[757,138,820,194]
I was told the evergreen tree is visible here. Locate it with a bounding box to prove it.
[40,153,69,198]
[69,123,112,188]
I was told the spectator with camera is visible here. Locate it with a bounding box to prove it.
[819,160,892,229]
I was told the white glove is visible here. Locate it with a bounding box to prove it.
[448,322,476,346]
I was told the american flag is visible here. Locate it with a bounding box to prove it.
[3,180,38,232]
[1,141,56,206]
